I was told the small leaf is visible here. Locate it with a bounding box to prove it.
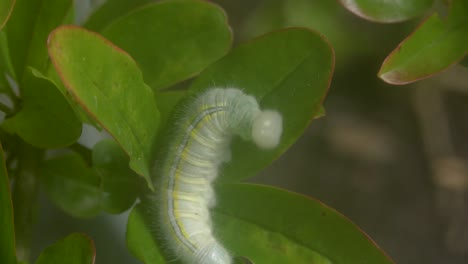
[40,140,139,217]
[2,68,82,148]
[0,142,16,264]
[39,153,102,218]
[84,0,153,31]
[188,28,334,182]
[92,139,138,214]
[48,25,160,190]
[126,203,165,264]
[0,0,15,30]
[338,0,433,23]
[101,0,232,91]
[213,184,393,264]
[379,0,468,84]
[35,233,95,264]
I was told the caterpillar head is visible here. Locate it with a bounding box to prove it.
[251,110,283,149]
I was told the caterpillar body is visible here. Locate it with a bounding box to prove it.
[157,88,283,264]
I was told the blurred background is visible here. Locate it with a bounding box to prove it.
[31,0,468,263]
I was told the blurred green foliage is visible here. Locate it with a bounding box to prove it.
[0,0,466,263]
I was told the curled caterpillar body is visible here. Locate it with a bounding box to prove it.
[158,88,282,264]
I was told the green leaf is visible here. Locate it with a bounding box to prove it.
[83,0,153,31]
[188,28,334,182]
[45,66,102,128]
[0,0,15,30]
[212,184,394,264]
[2,68,82,148]
[48,25,160,190]
[101,0,232,91]
[338,0,433,23]
[126,184,393,263]
[155,90,187,128]
[379,0,468,84]
[39,153,102,218]
[40,140,139,217]
[92,139,138,214]
[126,203,165,264]
[5,0,73,81]
[215,213,330,264]
[0,142,16,264]
[35,233,95,264]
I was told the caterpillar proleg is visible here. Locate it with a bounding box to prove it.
[157,88,282,264]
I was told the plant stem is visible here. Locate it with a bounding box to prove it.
[12,143,42,263]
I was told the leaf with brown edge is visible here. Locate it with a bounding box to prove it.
[48,25,160,190]
[35,233,95,264]
[213,184,395,264]
[378,0,468,84]
[126,183,394,263]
